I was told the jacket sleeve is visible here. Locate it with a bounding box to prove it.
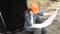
[25,13,32,26]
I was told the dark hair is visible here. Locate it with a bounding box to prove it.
[24,9,32,14]
[23,9,32,18]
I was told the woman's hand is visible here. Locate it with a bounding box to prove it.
[30,11,33,15]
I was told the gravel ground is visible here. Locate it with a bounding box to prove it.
[47,10,60,34]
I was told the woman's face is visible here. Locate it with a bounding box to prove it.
[31,9,39,14]
[30,9,39,15]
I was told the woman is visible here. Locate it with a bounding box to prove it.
[24,3,54,34]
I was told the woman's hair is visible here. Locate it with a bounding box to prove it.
[24,9,32,14]
[23,9,32,17]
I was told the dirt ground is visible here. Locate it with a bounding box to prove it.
[47,10,60,34]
